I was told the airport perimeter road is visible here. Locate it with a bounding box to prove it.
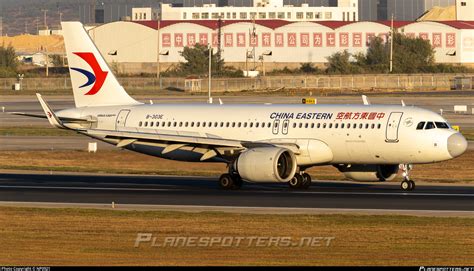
[0,172,472,213]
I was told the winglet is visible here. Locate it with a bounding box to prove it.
[36,93,64,129]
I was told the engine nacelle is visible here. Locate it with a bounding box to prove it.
[337,164,399,182]
[235,147,297,183]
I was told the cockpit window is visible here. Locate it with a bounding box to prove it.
[416,122,425,130]
[435,122,449,129]
[425,122,435,130]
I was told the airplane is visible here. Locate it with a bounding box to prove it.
[11,22,468,191]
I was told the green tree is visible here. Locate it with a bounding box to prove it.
[391,32,434,73]
[354,32,435,73]
[299,62,319,74]
[0,44,18,70]
[178,44,224,76]
[364,37,388,72]
[326,50,361,74]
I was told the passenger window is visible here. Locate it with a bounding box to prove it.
[191,122,195,127]
[435,122,449,129]
[256,123,259,128]
[173,122,177,127]
[185,122,188,127]
[196,122,200,127]
[359,123,363,129]
[156,122,160,127]
[377,124,381,129]
[425,122,435,130]
[238,122,242,128]
[416,122,425,130]
[353,123,357,129]
[311,123,315,128]
[305,123,309,128]
[250,122,253,128]
[371,123,375,129]
[347,123,350,129]
[150,122,154,127]
[341,123,345,129]
[226,122,230,127]
[268,122,272,128]
[139,121,142,127]
[202,122,206,128]
[220,122,224,127]
[317,123,321,129]
[144,122,148,127]
[298,123,302,128]
[335,123,338,129]
[323,123,327,129]
[214,122,218,127]
[179,122,183,127]
[365,124,369,129]
[208,122,212,127]
[167,122,171,127]
[232,122,236,127]
[329,123,333,129]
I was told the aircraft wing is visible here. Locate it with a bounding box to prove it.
[85,129,299,161]
[8,94,96,128]
[9,112,95,123]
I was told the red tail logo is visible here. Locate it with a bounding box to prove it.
[71,52,108,95]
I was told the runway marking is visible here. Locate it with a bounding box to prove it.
[0,185,473,197]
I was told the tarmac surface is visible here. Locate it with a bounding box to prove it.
[0,172,472,215]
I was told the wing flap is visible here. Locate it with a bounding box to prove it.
[87,129,245,150]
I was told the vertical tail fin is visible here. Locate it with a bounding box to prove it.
[61,22,140,107]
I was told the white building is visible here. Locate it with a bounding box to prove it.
[158,0,359,21]
[87,20,474,74]
[456,0,474,20]
[132,8,160,21]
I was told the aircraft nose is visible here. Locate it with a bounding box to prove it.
[447,133,468,158]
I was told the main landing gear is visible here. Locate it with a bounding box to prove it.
[219,173,243,190]
[288,172,312,190]
[400,164,415,191]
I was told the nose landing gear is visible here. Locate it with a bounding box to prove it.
[400,164,415,191]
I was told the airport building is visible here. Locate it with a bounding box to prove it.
[157,0,359,21]
[88,18,474,74]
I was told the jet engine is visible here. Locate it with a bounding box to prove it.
[336,164,399,182]
[234,147,297,183]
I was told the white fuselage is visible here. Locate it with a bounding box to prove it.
[58,103,461,167]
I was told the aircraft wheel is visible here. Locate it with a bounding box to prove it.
[401,180,415,191]
[289,174,304,189]
[232,175,243,189]
[301,173,312,189]
[219,174,235,190]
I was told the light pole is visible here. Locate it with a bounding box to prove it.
[208,44,212,104]
[389,13,394,73]
[156,19,161,80]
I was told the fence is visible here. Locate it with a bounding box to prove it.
[1,74,473,93]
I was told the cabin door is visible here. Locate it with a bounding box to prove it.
[385,112,403,142]
[116,110,131,130]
